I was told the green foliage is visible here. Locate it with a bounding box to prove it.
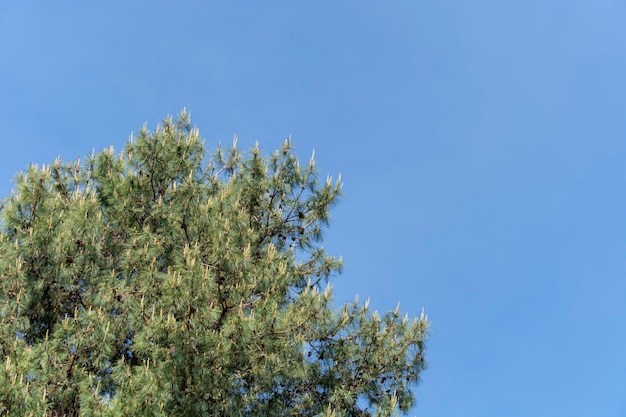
[0,111,428,416]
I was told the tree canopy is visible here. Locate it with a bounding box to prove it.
[0,111,428,416]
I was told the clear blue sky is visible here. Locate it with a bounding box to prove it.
[2,2,625,416]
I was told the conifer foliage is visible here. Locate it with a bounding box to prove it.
[0,111,428,416]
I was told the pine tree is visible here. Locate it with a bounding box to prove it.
[0,111,428,416]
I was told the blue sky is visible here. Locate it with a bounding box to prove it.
[1,2,625,415]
